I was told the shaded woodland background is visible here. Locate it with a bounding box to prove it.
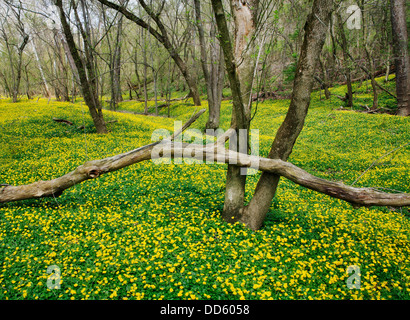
[0,0,408,117]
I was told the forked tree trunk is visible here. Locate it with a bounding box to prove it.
[194,0,224,130]
[239,0,335,230]
[212,0,259,222]
[390,0,410,116]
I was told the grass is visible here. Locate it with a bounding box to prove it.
[0,76,409,300]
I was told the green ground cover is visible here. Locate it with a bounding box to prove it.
[0,76,409,300]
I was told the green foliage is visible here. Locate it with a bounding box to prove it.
[282,53,299,84]
[0,81,409,300]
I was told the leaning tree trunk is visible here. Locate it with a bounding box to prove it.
[55,0,107,134]
[239,0,335,231]
[390,0,410,116]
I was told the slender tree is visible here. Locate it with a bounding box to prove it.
[335,11,354,108]
[0,2,30,102]
[101,2,125,110]
[54,0,108,133]
[194,0,224,130]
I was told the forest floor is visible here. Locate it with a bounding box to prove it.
[0,76,409,300]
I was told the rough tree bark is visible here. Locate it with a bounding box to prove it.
[390,0,410,116]
[239,0,335,230]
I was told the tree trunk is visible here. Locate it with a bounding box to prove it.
[114,12,123,103]
[212,0,257,222]
[11,34,29,103]
[319,56,331,99]
[0,71,11,98]
[55,0,107,134]
[133,47,142,99]
[336,12,354,109]
[194,0,223,130]
[239,0,335,231]
[141,28,149,115]
[209,40,225,129]
[31,38,51,98]
[360,1,378,111]
[365,46,379,110]
[390,0,410,116]
[230,0,259,120]
[24,63,31,100]
[149,34,158,115]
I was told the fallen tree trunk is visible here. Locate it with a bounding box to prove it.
[1,110,409,207]
[338,65,395,86]
[53,118,74,126]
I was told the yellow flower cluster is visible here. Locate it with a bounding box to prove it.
[0,84,409,300]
